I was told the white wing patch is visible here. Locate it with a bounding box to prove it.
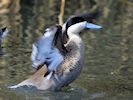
[31,44,38,61]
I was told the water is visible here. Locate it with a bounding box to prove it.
[0,0,133,100]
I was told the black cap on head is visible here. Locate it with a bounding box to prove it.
[66,17,85,30]
[65,11,99,30]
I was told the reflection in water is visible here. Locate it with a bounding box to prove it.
[0,0,133,100]
[1,85,89,100]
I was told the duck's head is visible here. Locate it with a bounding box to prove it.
[67,20,102,35]
[0,27,9,40]
[62,12,102,43]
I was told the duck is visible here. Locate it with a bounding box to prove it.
[53,12,102,90]
[9,12,102,90]
[0,27,9,54]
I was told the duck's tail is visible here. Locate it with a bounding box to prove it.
[9,65,48,89]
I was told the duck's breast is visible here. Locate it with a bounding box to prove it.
[55,35,85,88]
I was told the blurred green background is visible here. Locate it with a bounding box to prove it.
[0,0,133,100]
